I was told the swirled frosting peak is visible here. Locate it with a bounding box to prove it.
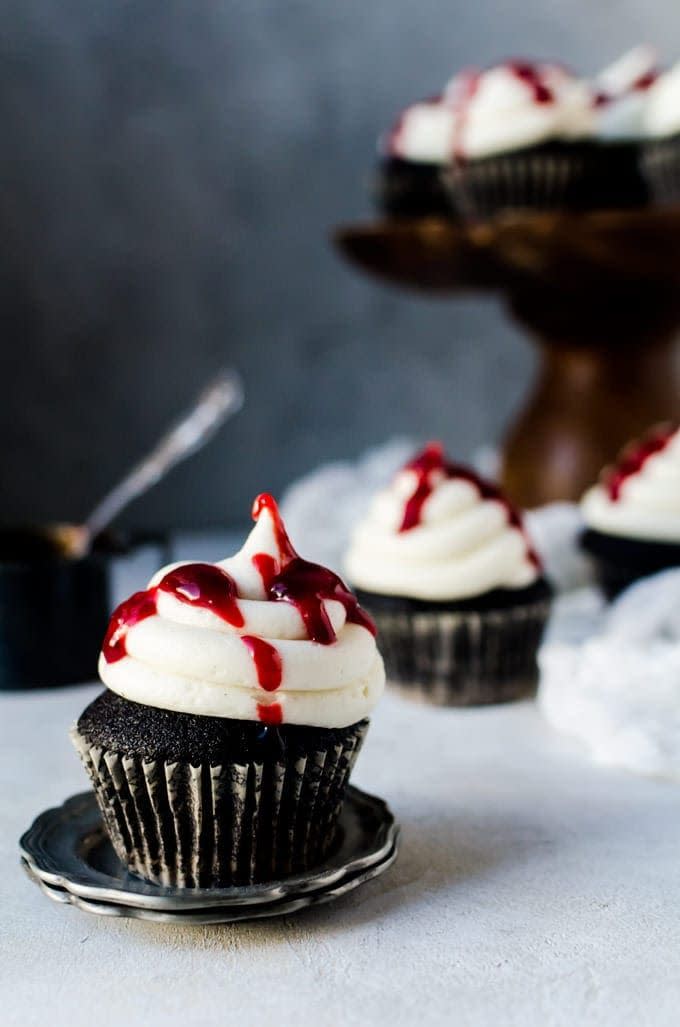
[445,61,594,159]
[644,61,680,138]
[385,60,593,164]
[99,494,384,728]
[581,425,680,542]
[592,46,658,140]
[344,442,541,601]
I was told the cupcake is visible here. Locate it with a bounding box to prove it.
[344,442,552,706]
[72,493,384,888]
[376,51,659,222]
[377,96,459,218]
[642,61,680,203]
[589,45,656,208]
[441,60,602,219]
[581,424,680,599]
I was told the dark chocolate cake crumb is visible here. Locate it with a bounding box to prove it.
[78,691,367,766]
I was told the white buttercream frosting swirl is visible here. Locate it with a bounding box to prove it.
[386,61,594,164]
[344,443,540,601]
[644,61,680,138]
[593,46,659,141]
[99,495,384,728]
[445,62,594,159]
[581,426,680,542]
[384,98,457,164]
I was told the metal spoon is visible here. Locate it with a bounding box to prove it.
[48,368,244,559]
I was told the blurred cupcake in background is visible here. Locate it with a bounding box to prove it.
[72,493,384,887]
[440,60,601,218]
[590,45,657,207]
[581,424,680,599]
[378,95,459,218]
[376,48,661,221]
[642,62,680,202]
[344,442,552,706]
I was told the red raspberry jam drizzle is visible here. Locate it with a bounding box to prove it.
[508,61,554,104]
[450,68,480,161]
[241,635,282,691]
[102,590,158,664]
[158,563,244,627]
[398,442,541,569]
[102,563,243,664]
[250,493,376,646]
[594,68,658,108]
[604,425,675,502]
[256,702,283,726]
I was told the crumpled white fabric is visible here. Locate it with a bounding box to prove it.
[539,569,680,781]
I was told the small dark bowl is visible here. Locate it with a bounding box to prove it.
[0,528,168,691]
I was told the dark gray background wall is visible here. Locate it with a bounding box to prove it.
[1,1,679,529]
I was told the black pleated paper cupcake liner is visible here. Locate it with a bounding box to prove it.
[375,157,455,219]
[442,141,647,220]
[641,134,680,205]
[71,719,367,888]
[372,599,551,707]
[581,528,680,601]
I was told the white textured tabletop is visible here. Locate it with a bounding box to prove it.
[2,542,680,1026]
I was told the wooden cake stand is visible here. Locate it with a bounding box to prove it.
[334,209,680,507]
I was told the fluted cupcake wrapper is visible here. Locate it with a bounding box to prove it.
[641,134,680,204]
[442,143,646,220]
[70,722,367,888]
[373,599,551,707]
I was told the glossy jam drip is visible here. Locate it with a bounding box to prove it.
[242,635,282,691]
[594,68,657,108]
[398,441,541,568]
[102,563,244,664]
[252,493,297,565]
[102,590,157,663]
[450,68,480,161]
[508,61,554,104]
[400,441,447,532]
[256,701,283,725]
[605,426,675,501]
[251,492,377,644]
[158,563,244,628]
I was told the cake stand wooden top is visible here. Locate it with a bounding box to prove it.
[334,207,680,295]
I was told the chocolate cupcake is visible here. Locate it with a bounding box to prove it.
[580,424,680,600]
[588,45,657,208]
[377,97,458,218]
[377,50,657,222]
[72,494,384,888]
[641,61,680,203]
[344,443,552,706]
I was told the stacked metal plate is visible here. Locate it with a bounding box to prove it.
[20,786,399,924]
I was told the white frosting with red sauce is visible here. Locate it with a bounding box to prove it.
[98,495,384,728]
[593,46,659,140]
[384,97,458,164]
[385,60,594,164]
[345,443,540,601]
[644,61,680,138]
[581,425,680,542]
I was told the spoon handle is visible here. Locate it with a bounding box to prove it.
[84,369,244,541]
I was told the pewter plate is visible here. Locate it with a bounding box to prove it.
[20,786,399,923]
